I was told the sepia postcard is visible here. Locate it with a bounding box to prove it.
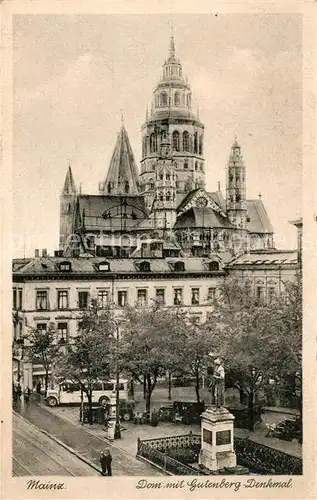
[1,0,316,499]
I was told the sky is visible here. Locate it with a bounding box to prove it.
[12,13,302,257]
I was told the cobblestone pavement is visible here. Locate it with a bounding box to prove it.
[13,412,99,476]
[40,402,302,459]
[14,401,163,476]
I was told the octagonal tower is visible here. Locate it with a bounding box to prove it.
[140,35,205,211]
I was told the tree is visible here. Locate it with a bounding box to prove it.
[176,318,214,403]
[26,322,59,396]
[121,302,184,419]
[207,276,302,430]
[55,300,114,424]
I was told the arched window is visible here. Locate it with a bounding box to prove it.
[166,191,171,201]
[195,161,198,171]
[236,191,241,202]
[107,182,113,193]
[174,92,180,106]
[150,133,157,153]
[172,131,180,152]
[186,94,191,106]
[175,175,179,189]
[149,178,154,190]
[193,132,198,153]
[166,172,170,181]
[199,135,203,155]
[125,181,129,193]
[183,131,190,152]
[184,162,188,170]
[161,92,168,106]
[159,193,163,201]
[208,261,219,271]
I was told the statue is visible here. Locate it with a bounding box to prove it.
[208,356,225,408]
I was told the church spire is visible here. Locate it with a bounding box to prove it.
[62,164,76,195]
[101,123,140,195]
[169,34,175,59]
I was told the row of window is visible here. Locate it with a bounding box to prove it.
[154,89,189,108]
[144,131,203,156]
[141,160,204,174]
[30,260,219,276]
[33,286,218,311]
[27,286,275,343]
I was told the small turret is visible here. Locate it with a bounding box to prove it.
[59,164,77,251]
[226,137,247,230]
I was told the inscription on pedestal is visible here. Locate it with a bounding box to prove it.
[203,428,212,445]
[216,430,231,445]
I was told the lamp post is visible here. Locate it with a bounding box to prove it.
[114,323,121,439]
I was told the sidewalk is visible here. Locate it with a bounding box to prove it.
[16,402,163,476]
[42,403,302,460]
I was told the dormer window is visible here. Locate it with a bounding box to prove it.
[139,261,151,272]
[208,261,219,271]
[174,261,185,272]
[59,261,72,272]
[98,261,110,272]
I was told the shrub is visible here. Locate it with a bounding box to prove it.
[166,448,198,464]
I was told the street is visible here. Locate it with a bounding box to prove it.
[13,401,163,476]
[13,412,99,476]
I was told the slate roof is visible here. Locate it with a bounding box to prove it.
[102,125,140,195]
[76,194,149,231]
[228,250,297,267]
[174,207,235,230]
[146,108,202,124]
[246,200,273,234]
[13,256,224,277]
[209,191,226,212]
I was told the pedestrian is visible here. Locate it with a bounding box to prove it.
[24,386,31,404]
[36,381,41,394]
[16,382,22,400]
[100,449,112,476]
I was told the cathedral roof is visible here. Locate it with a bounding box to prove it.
[174,207,235,229]
[74,194,149,231]
[176,189,226,214]
[146,108,202,125]
[246,200,274,234]
[102,125,140,195]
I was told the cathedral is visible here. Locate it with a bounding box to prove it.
[59,36,274,262]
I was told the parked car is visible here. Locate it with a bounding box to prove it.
[172,401,205,424]
[271,416,302,442]
[105,399,135,422]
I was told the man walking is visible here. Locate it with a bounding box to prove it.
[100,449,112,476]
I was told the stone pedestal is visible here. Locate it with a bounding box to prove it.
[199,407,237,471]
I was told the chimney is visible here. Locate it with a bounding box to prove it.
[35,249,39,258]
[42,249,48,257]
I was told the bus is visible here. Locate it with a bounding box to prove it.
[45,379,129,407]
